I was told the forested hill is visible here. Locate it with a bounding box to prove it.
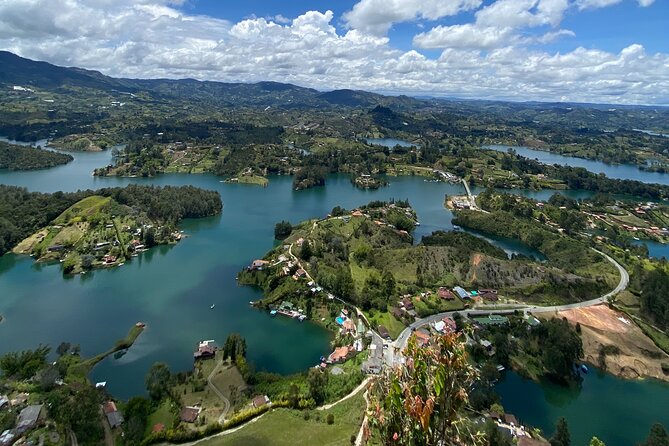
[0,51,410,109]
[0,184,222,256]
[0,141,73,170]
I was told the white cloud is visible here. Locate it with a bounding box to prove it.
[577,0,654,9]
[342,0,482,36]
[0,1,667,105]
[414,24,516,50]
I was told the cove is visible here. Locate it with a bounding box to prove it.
[633,239,669,259]
[496,370,669,446]
[484,144,669,186]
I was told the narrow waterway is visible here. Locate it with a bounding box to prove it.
[485,144,669,186]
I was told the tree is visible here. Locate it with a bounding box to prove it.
[640,423,669,446]
[331,206,346,217]
[590,437,605,446]
[274,220,292,239]
[550,417,571,446]
[145,362,171,401]
[299,239,312,260]
[56,342,71,356]
[223,333,247,363]
[124,397,151,444]
[307,368,328,405]
[367,333,482,446]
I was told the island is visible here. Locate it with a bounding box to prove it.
[1,184,222,272]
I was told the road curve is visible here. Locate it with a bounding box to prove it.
[393,247,629,355]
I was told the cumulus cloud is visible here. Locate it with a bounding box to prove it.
[414,0,573,50]
[0,1,667,105]
[414,24,516,50]
[577,0,654,9]
[342,0,482,36]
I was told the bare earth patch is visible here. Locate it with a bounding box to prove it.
[12,228,48,254]
[557,305,669,382]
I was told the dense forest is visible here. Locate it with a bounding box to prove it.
[0,184,222,256]
[0,141,73,170]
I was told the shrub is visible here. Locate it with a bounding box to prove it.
[327,414,335,425]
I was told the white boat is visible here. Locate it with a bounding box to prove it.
[210,304,215,309]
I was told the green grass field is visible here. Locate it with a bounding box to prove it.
[366,308,406,340]
[198,391,365,446]
[146,400,176,436]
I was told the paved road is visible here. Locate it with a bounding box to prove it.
[392,248,629,358]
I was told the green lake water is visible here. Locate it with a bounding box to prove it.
[496,371,669,446]
[2,143,669,443]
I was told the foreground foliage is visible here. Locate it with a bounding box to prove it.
[367,333,482,446]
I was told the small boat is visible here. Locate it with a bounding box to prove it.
[580,364,589,374]
[210,304,215,309]
[270,310,277,316]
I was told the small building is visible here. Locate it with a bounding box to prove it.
[250,259,269,270]
[252,395,270,409]
[194,340,217,361]
[480,291,499,301]
[438,287,455,300]
[378,325,391,340]
[103,401,124,428]
[473,315,509,326]
[413,330,430,347]
[152,423,165,434]
[453,286,470,299]
[391,307,403,320]
[401,297,414,310]
[180,406,201,423]
[47,244,65,252]
[526,315,542,328]
[442,317,457,333]
[480,339,494,355]
[342,319,356,335]
[16,404,43,433]
[328,346,352,363]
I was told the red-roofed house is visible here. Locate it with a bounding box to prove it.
[413,330,431,347]
[328,346,352,363]
[438,287,455,300]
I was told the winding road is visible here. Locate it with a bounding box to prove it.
[392,247,629,357]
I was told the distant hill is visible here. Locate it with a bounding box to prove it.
[0,51,423,110]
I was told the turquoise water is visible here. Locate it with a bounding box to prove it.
[2,139,669,444]
[497,371,669,446]
[485,144,669,186]
[633,239,669,259]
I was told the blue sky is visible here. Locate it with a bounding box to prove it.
[0,0,667,104]
[181,0,668,54]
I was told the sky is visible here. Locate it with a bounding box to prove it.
[0,0,668,105]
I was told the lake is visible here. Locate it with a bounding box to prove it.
[497,371,669,446]
[633,239,669,259]
[485,144,669,186]
[2,141,669,442]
